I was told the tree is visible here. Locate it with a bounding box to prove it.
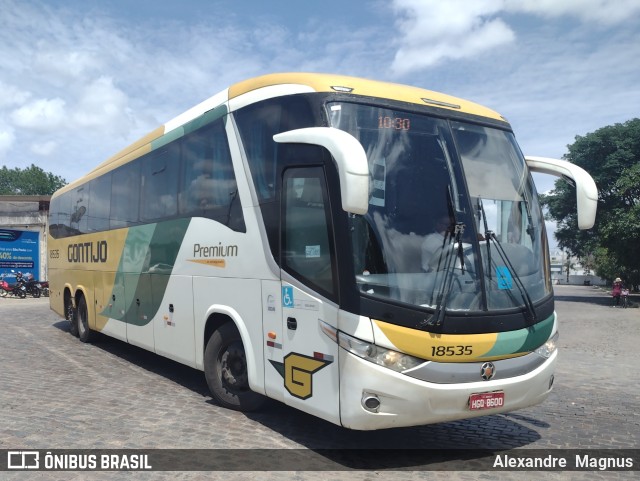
[0,164,67,195]
[543,118,640,286]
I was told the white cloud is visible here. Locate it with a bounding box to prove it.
[0,127,16,156]
[72,76,133,135]
[34,48,103,84]
[0,81,31,108]
[1,0,638,189]
[390,0,640,75]
[390,0,515,74]
[30,140,58,156]
[11,98,67,132]
[506,0,640,25]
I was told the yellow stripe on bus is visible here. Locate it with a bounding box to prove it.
[373,319,501,362]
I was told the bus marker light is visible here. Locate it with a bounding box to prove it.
[314,352,334,362]
[268,331,277,339]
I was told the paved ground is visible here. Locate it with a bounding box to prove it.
[0,285,638,480]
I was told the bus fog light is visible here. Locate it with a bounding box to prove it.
[362,392,381,413]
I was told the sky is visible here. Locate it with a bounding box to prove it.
[2,0,640,246]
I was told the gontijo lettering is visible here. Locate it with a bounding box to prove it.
[67,241,108,263]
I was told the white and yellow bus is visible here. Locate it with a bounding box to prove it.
[48,73,597,430]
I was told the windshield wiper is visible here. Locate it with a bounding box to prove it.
[485,231,537,325]
[419,223,464,328]
[421,221,466,330]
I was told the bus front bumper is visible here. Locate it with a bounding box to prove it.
[339,348,557,430]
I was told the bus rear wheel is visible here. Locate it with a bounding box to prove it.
[76,296,95,343]
[204,323,265,412]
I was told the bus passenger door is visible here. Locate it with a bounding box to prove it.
[278,167,341,426]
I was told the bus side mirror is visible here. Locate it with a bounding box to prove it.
[525,156,598,230]
[274,127,370,215]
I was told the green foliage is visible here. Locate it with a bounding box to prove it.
[542,118,640,284]
[0,164,67,195]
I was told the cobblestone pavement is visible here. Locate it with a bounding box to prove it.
[0,285,637,480]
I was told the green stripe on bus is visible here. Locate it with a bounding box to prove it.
[482,313,555,357]
[150,105,229,150]
[104,218,191,325]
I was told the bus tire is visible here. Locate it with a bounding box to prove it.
[76,295,95,343]
[204,322,265,412]
[65,292,78,337]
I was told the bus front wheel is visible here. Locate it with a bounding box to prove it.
[204,323,265,412]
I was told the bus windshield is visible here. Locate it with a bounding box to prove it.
[328,102,551,316]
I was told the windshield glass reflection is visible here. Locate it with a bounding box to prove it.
[328,103,551,315]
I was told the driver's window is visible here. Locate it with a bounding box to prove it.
[282,167,336,298]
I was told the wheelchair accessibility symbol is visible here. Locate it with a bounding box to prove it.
[282,286,294,308]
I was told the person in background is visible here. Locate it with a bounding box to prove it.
[611,277,623,307]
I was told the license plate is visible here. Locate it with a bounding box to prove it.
[468,391,504,411]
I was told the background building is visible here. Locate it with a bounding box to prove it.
[549,249,606,286]
[0,196,50,282]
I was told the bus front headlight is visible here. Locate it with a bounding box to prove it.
[337,331,424,373]
[535,331,559,359]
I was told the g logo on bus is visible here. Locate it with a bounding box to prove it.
[270,353,332,400]
[481,362,496,381]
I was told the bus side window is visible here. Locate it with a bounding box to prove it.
[179,119,244,231]
[282,167,337,299]
[235,96,316,203]
[69,185,88,235]
[141,144,179,222]
[110,161,141,229]
[87,173,111,232]
[53,191,72,238]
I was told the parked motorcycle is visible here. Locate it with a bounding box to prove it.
[40,280,50,297]
[0,274,27,298]
[24,277,42,298]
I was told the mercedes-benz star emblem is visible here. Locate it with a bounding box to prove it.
[481,362,496,381]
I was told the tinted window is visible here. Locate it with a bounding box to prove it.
[235,96,316,203]
[283,167,336,298]
[49,114,244,238]
[142,144,179,221]
[110,161,140,229]
[180,118,243,231]
[87,173,111,232]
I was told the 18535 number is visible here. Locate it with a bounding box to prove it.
[431,345,473,357]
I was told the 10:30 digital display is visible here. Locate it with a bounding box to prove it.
[378,116,411,130]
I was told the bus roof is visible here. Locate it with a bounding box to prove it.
[229,73,505,121]
[57,73,507,195]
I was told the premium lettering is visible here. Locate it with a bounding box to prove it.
[67,241,108,263]
[193,242,238,258]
